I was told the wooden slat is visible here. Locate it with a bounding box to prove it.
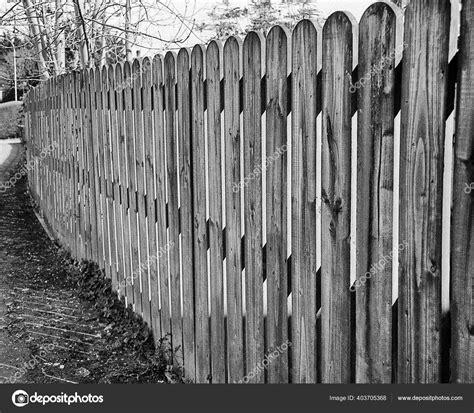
[152,55,167,342]
[265,26,290,383]
[103,66,117,286]
[321,11,356,383]
[242,31,265,384]
[81,70,92,261]
[451,0,474,384]
[191,44,210,383]
[291,19,319,383]
[163,52,177,358]
[95,67,108,271]
[71,73,80,260]
[206,40,225,383]
[355,2,400,384]
[108,65,123,292]
[85,70,100,265]
[76,71,87,259]
[115,63,132,302]
[124,61,140,311]
[398,0,450,383]
[177,48,193,374]
[142,57,160,335]
[224,36,244,383]
[133,59,150,324]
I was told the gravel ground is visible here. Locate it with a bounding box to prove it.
[0,141,179,384]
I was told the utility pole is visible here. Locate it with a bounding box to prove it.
[12,39,17,101]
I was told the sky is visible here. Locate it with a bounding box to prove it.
[149,0,376,53]
[0,0,379,55]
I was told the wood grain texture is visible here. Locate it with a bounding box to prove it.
[355,1,400,384]
[124,61,139,310]
[151,55,166,343]
[291,19,319,384]
[142,57,160,338]
[191,44,210,383]
[321,11,356,384]
[450,0,474,384]
[242,31,265,384]
[206,40,226,383]
[398,0,450,383]
[177,47,192,369]
[265,25,289,383]
[163,51,180,365]
[93,68,106,270]
[133,59,150,324]
[84,70,99,265]
[103,66,117,286]
[88,69,102,268]
[108,65,122,292]
[115,63,132,302]
[224,36,244,383]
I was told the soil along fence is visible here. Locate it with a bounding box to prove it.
[23,0,473,384]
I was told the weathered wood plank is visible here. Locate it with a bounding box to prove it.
[206,40,225,383]
[355,2,401,384]
[242,31,265,384]
[152,55,167,343]
[176,48,194,376]
[124,61,140,311]
[321,11,356,383]
[108,65,123,293]
[115,63,132,302]
[163,51,178,358]
[191,44,210,383]
[103,66,117,287]
[265,25,290,383]
[291,19,319,383]
[95,68,107,271]
[450,0,474,384]
[142,57,160,336]
[133,59,151,324]
[224,36,244,383]
[398,0,450,383]
[85,69,100,266]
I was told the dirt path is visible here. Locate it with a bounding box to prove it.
[0,142,170,384]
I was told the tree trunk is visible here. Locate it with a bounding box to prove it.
[22,0,50,79]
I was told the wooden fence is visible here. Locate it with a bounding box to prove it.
[23,0,473,383]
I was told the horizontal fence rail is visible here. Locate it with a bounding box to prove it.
[22,0,473,384]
